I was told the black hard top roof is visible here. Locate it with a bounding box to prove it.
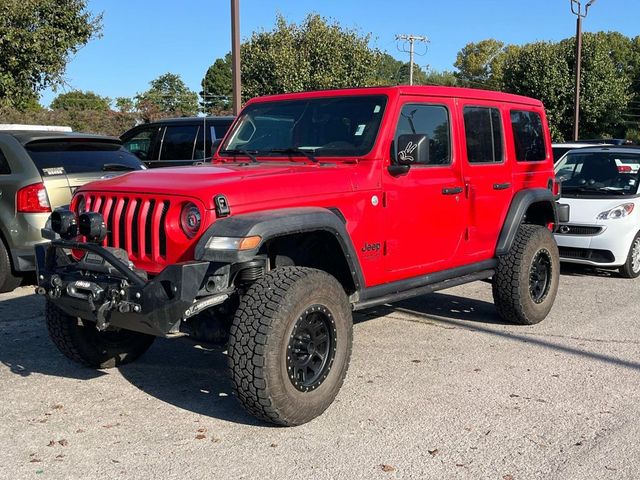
[0,130,120,146]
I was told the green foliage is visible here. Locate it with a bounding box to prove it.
[115,97,135,114]
[50,90,111,111]
[454,39,506,89]
[240,14,382,100]
[201,54,232,113]
[0,0,102,111]
[135,73,198,122]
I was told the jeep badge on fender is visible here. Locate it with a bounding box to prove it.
[37,86,562,426]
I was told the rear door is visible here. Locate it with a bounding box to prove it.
[157,124,200,167]
[458,101,513,260]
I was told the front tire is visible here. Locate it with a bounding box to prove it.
[492,224,560,325]
[45,300,155,368]
[228,267,353,426]
[619,232,640,278]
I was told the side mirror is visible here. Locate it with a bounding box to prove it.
[396,134,429,166]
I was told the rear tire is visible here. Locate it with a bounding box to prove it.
[492,224,560,325]
[0,239,21,293]
[228,267,353,426]
[45,300,155,368]
[619,232,640,278]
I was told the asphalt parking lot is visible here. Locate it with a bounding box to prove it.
[1,265,639,480]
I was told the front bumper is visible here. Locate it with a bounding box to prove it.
[35,239,229,337]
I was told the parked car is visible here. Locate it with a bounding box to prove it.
[552,142,606,163]
[38,86,563,426]
[554,146,640,277]
[0,126,145,292]
[120,116,234,167]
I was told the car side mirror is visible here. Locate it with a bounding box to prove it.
[396,134,429,166]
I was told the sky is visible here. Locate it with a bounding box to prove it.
[39,0,640,107]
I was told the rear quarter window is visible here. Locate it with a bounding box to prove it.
[511,110,547,162]
[25,141,143,174]
[0,148,10,174]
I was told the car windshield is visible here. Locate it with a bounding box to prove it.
[26,140,144,174]
[220,95,387,159]
[555,151,640,195]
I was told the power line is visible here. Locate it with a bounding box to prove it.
[395,34,429,85]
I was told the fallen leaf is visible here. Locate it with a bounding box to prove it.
[52,404,63,410]
[58,439,68,447]
[574,441,583,446]
[195,434,206,440]
[411,359,421,364]
[76,429,85,434]
[56,454,65,459]
[503,475,515,480]
[197,427,207,433]
[473,368,481,372]
[509,394,520,398]
[428,449,438,456]
[47,440,56,447]
[111,459,120,464]
[102,423,120,429]
[211,437,221,443]
[380,464,395,473]
[30,459,42,463]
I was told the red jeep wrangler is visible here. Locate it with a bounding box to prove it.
[37,86,566,426]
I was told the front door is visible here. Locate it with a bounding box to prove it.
[383,98,467,280]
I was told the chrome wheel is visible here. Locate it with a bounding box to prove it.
[631,238,640,273]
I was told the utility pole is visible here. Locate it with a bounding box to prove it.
[569,0,597,141]
[395,34,428,85]
[231,0,241,115]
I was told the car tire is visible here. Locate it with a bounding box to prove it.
[0,238,21,293]
[492,224,560,325]
[45,300,155,368]
[619,232,640,278]
[228,266,353,426]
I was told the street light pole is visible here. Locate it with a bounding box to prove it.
[570,0,597,141]
[231,0,241,115]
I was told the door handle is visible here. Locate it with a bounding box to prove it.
[493,182,511,190]
[442,186,463,195]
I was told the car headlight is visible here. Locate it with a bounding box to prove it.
[180,202,202,238]
[596,203,635,220]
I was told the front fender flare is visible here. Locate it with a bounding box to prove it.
[194,207,365,291]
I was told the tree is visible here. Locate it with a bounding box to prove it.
[239,14,382,100]
[115,97,135,114]
[50,90,111,111]
[0,0,102,110]
[200,54,232,113]
[135,73,198,122]
[454,39,506,89]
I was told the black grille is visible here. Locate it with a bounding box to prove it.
[557,224,603,235]
[559,247,615,263]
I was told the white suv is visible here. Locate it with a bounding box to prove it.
[555,146,640,277]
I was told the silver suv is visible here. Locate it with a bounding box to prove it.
[0,127,145,292]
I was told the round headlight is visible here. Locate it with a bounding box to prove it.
[180,202,202,238]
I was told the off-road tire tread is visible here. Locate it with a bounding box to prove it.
[493,224,558,325]
[228,267,352,426]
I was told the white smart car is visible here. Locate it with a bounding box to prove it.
[555,146,640,277]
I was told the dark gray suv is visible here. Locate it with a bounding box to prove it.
[0,127,145,292]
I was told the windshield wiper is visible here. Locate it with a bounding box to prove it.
[219,149,259,163]
[565,185,628,195]
[267,147,318,163]
[102,163,137,171]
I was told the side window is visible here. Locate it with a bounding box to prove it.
[394,104,451,165]
[511,110,546,161]
[463,106,503,163]
[0,148,11,174]
[160,125,199,160]
[122,127,159,161]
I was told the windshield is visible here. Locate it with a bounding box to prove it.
[220,95,387,158]
[26,141,144,174]
[555,151,640,195]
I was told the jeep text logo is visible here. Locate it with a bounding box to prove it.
[361,242,381,253]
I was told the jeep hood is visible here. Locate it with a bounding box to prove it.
[76,163,360,210]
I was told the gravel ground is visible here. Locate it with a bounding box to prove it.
[1,264,639,479]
